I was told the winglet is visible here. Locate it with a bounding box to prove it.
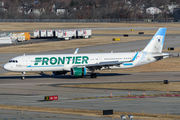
[74,48,79,54]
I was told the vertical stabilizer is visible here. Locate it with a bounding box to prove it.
[142,28,166,53]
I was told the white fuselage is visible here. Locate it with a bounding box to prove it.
[3,51,160,72]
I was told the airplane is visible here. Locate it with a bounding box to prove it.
[3,28,169,80]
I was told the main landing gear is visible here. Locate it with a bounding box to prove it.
[21,72,25,80]
[90,73,97,78]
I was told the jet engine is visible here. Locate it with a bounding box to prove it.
[71,67,86,77]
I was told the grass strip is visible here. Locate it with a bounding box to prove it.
[59,82,180,92]
[0,104,179,120]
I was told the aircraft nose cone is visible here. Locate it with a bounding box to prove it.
[3,63,10,71]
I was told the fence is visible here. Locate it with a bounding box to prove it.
[0,18,174,23]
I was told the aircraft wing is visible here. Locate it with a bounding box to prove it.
[72,60,132,70]
[85,61,127,68]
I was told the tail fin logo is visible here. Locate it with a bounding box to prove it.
[154,35,163,43]
[153,35,164,52]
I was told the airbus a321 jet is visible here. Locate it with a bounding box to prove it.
[4,28,169,80]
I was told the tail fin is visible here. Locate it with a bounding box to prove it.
[142,28,166,53]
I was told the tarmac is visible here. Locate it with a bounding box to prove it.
[0,27,180,119]
[0,109,113,120]
[0,72,180,119]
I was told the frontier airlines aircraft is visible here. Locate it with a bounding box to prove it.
[4,28,169,79]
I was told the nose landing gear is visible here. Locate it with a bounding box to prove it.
[21,72,25,80]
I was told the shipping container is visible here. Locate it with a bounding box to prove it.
[76,30,83,38]
[40,30,47,37]
[76,29,91,38]
[57,30,73,40]
[47,30,54,37]
[34,30,40,38]
[57,30,63,38]
[63,30,73,40]
[71,30,76,38]
[83,30,91,38]
[55,30,61,37]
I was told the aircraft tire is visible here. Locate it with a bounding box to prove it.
[21,76,25,80]
[94,74,97,78]
[90,73,97,78]
[90,74,93,78]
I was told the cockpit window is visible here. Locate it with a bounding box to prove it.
[9,60,18,63]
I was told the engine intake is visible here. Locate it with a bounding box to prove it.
[71,67,86,77]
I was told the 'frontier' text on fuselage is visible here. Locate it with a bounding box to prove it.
[34,56,89,65]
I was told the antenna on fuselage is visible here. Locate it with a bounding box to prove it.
[23,53,25,56]
[111,51,113,53]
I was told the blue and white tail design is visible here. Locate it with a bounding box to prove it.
[142,28,166,53]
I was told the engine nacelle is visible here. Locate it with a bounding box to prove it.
[52,71,68,75]
[71,67,87,77]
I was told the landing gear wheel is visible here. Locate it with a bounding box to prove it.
[90,73,97,78]
[21,76,25,80]
[94,74,97,78]
[21,72,25,80]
